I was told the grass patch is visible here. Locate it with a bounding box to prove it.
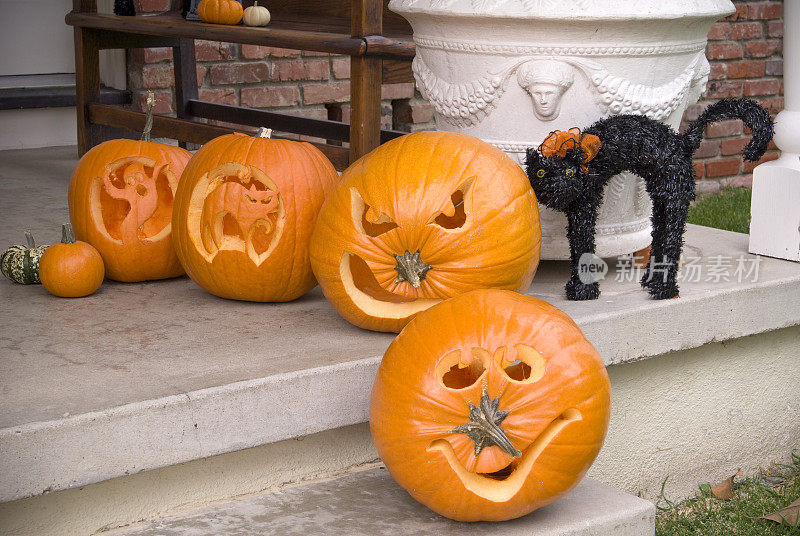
[656,453,800,535]
[687,186,752,234]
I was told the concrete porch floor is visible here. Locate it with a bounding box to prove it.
[1,146,799,535]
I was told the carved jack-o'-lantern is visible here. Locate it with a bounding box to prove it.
[68,96,192,282]
[370,289,611,522]
[172,129,338,302]
[310,131,542,333]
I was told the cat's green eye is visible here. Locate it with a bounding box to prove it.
[536,169,546,178]
[565,168,575,177]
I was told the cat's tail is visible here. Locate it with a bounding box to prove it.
[681,98,773,161]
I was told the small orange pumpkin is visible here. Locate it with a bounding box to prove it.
[172,128,339,302]
[197,0,243,25]
[39,224,105,298]
[370,289,611,522]
[310,131,542,333]
[68,92,192,282]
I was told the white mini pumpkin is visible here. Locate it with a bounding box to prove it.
[243,1,270,26]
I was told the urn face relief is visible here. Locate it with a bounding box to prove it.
[369,289,612,522]
[391,0,734,258]
[310,131,542,333]
[172,131,338,302]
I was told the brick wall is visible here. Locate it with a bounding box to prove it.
[128,0,781,189]
[685,0,783,193]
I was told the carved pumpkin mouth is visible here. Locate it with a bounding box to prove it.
[427,408,582,502]
[339,252,440,320]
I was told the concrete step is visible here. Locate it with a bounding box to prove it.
[103,467,655,536]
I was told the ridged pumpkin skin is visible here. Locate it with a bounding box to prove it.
[68,139,191,282]
[39,227,105,298]
[172,133,339,302]
[197,0,243,24]
[310,131,541,333]
[370,290,611,522]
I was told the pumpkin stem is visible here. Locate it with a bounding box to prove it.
[451,387,522,458]
[61,224,76,245]
[393,250,432,288]
[24,229,36,249]
[141,90,155,143]
[256,127,273,139]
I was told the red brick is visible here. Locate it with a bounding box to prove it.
[705,158,741,178]
[765,59,783,76]
[759,96,784,115]
[706,42,743,60]
[743,79,781,96]
[381,83,415,100]
[130,47,172,64]
[709,63,727,80]
[302,81,350,105]
[722,174,753,188]
[721,137,749,156]
[270,60,330,82]
[742,151,780,172]
[730,22,762,40]
[767,20,783,38]
[199,88,238,106]
[134,0,169,12]
[693,140,720,159]
[209,62,270,85]
[683,104,703,122]
[693,162,704,179]
[240,45,300,59]
[196,65,206,86]
[705,80,743,99]
[393,100,434,124]
[195,40,236,61]
[707,22,731,40]
[241,86,300,108]
[727,60,765,79]
[747,3,781,20]
[706,119,743,138]
[138,64,174,89]
[302,50,332,57]
[723,5,747,22]
[332,57,350,79]
[135,90,172,114]
[745,39,781,58]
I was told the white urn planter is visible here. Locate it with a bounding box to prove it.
[390,0,734,259]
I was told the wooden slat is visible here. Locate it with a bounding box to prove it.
[363,35,415,59]
[74,27,101,155]
[98,31,178,50]
[188,100,351,141]
[382,59,414,84]
[0,86,130,110]
[65,12,367,56]
[349,0,383,160]
[86,104,351,170]
[173,38,199,149]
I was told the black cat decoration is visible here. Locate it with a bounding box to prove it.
[525,98,773,301]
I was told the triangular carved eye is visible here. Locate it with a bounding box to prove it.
[350,188,398,238]
[428,178,473,230]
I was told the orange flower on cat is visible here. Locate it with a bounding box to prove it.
[539,128,601,171]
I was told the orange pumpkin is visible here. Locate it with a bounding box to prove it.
[310,131,541,333]
[39,224,105,298]
[370,289,611,522]
[68,93,191,282]
[172,128,339,302]
[197,0,243,24]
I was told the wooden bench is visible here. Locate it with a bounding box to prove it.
[66,0,416,169]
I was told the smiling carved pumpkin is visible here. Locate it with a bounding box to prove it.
[172,129,338,302]
[310,131,542,332]
[370,289,611,522]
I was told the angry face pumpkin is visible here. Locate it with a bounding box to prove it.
[310,131,542,332]
[369,289,611,522]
